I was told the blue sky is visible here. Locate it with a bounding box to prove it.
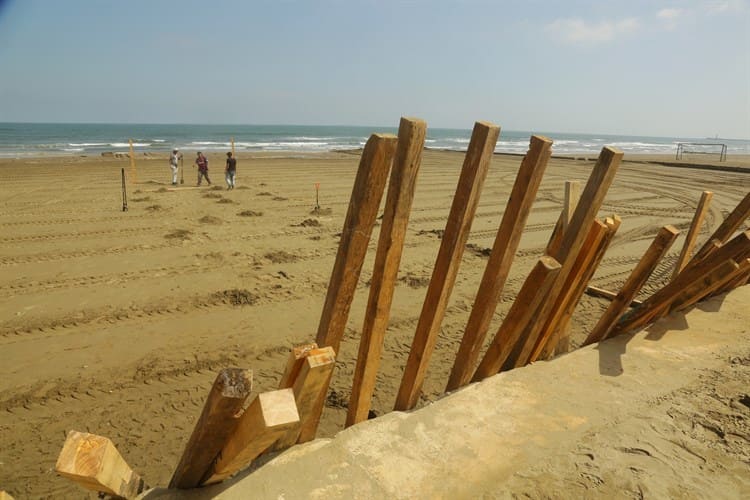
[0,0,748,138]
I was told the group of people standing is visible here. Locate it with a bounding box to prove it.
[169,149,238,189]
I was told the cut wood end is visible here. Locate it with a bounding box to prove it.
[539,255,562,271]
[530,135,553,146]
[55,430,107,475]
[603,146,624,156]
[370,133,398,141]
[259,389,300,427]
[400,117,427,128]
[218,368,253,398]
[306,346,336,367]
[662,225,681,236]
[473,120,501,133]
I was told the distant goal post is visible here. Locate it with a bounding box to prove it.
[675,142,727,162]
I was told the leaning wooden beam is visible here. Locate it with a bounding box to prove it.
[672,191,713,279]
[202,389,300,485]
[712,259,750,296]
[585,285,643,306]
[611,230,750,337]
[471,256,561,382]
[671,259,746,313]
[546,180,582,256]
[281,347,336,446]
[689,191,750,266]
[340,117,426,427]
[315,133,398,353]
[539,218,611,359]
[395,121,501,411]
[549,215,622,356]
[0,491,15,500]
[278,342,318,389]
[520,147,622,364]
[584,225,680,346]
[446,135,552,392]
[56,430,145,499]
[170,368,253,489]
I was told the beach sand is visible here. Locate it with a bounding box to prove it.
[0,149,748,497]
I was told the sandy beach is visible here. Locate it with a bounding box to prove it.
[1,148,748,497]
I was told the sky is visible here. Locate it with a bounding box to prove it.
[0,0,748,139]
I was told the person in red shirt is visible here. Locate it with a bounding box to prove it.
[195,152,211,186]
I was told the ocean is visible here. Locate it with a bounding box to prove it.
[0,122,748,158]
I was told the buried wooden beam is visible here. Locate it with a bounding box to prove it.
[610,230,750,337]
[671,258,747,313]
[202,389,299,485]
[395,121,501,411]
[585,285,643,306]
[315,133,398,354]
[344,118,427,426]
[672,191,713,280]
[446,135,552,393]
[170,368,253,489]
[523,147,623,364]
[55,430,145,499]
[275,346,336,446]
[278,342,318,389]
[548,215,622,356]
[546,180,582,256]
[689,191,750,266]
[584,225,680,346]
[471,256,561,382]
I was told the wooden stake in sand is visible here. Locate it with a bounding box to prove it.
[231,136,235,157]
[472,256,561,382]
[689,191,750,266]
[56,430,145,499]
[121,168,128,212]
[585,285,643,306]
[446,135,552,392]
[315,133,398,353]
[345,117,427,426]
[278,342,318,389]
[128,139,137,184]
[672,191,713,279]
[395,121,500,411]
[203,389,300,485]
[169,368,253,489]
[584,225,680,346]
[546,180,582,256]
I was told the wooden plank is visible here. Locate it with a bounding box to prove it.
[546,181,582,256]
[338,117,426,427]
[169,368,253,489]
[611,230,750,336]
[278,342,318,389]
[395,121,501,411]
[203,389,300,485]
[585,285,643,306]
[690,191,750,265]
[276,347,336,446]
[671,259,746,312]
[315,133,398,353]
[584,225,680,346]
[521,147,622,363]
[711,258,750,296]
[539,218,611,359]
[55,430,145,499]
[672,191,713,279]
[0,491,15,500]
[446,135,552,392]
[471,256,561,382]
[549,215,621,356]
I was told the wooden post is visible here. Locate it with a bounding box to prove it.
[546,181,582,256]
[278,342,318,389]
[522,147,623,363]
[585,285,643,306]
[471,256,561,382]
[611,230,750,337]
[584,225,680,345]
[202,389,300,485]
[315,133,398,353]
[549,215,622,356]
[169,368,253,489]
[0,492,15,500]
[671,259,745,312]
[231,136,235,157]
[283,347,337,445]
[672,191,713,279]
[343,118,427,426]
[395,121,500,411]
[690,191,750,265]
[56,431,145,499]
[539,218,611,359]
[128,139,137,184]
[446,135,552,392]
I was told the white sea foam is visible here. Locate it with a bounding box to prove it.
[68,142,108,147]
[110,142,151,148]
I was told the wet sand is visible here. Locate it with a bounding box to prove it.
[0,148,748,497]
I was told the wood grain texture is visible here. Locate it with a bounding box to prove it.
[690,191,750,266]
[291,347,336,444]
[672,191,713,279]
[278,342,318,389]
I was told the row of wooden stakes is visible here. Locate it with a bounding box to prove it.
[52,117,750,498]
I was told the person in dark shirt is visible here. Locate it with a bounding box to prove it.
[195,152,211,186]
[225,151,237,190]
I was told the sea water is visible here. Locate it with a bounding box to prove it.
[0,122,748,158]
